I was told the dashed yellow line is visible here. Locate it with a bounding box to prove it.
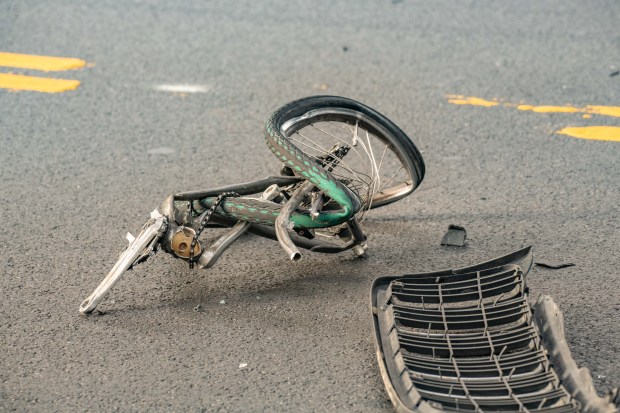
[557,126,620,142]
[584,106,620,118]
[447,95,620,119]
[447,96,499,107]
[446,95,620,142]
[0,73,80,93]
[0,52,86,93]
[517,104,580,114]
[0,52,86,71]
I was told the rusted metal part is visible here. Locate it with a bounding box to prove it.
[343,217,368,257]
[170,226,200,258]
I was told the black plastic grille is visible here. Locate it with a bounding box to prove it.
[371,248,596,413]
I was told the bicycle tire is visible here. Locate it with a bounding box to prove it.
[267,95,425,211]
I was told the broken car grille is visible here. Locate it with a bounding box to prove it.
[371,247,618,413]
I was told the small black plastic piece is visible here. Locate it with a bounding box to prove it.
[535,261,576,270]
[441,224,467,247]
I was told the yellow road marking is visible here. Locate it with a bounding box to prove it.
[556,126,620,142]
[0,52,86,71]
[585,105,620,118]
[0,73,80,93]
[447,95,620,119]
[517,105,579,113]
[447,95,620,142]
[447,95,499,107]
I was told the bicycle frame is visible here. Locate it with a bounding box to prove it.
[167,174,369,267]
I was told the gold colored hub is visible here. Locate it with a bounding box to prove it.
[171,227,201,258]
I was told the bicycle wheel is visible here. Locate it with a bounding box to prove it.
[266,96,425,221]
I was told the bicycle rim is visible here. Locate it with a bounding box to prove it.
[279,104,421,222]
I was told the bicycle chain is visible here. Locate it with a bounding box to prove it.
[189,192,239,269]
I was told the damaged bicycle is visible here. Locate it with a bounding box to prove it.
[79,96,425,314]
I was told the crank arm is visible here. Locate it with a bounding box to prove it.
[79,210,167,314]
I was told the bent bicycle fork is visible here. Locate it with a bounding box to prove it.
[79,175,368,315]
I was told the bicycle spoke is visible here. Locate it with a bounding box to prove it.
[365,129,380,195]
[378,165,405,193]
[288,135,327,159]
[310,123,367,166]
[377,144,389,179]
[296,130,372,184]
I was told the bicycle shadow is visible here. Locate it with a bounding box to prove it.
[82,254,375,322]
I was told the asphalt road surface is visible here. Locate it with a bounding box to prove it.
[1,1,619,411]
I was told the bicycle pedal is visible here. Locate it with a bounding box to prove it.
[352,243,367,257]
